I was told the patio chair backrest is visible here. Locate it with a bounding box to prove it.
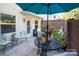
[20,31,26,38]
[0,34,6,41]
[10,33,16,41]
[34,37,43,48]
[1,32,15,41]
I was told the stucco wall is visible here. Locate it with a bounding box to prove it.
[0,3,23,38]
[0,3,42,40]
[20,13,41,38]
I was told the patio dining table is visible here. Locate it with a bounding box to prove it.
[0,40,11,55]
[34,37,62,55]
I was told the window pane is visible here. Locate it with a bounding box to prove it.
[1,13,15,23]
[35,20,38,29]
[35,25,38,29]
[1,25,15,33]
[0,13,15,33]
[35,20,38,24]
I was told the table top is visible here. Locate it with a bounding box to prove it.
[0,40,11,46]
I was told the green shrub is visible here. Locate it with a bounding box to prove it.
[51,28,60,40]
[60,36,67,49]
[41,32,46,37]
[51,27,67,49]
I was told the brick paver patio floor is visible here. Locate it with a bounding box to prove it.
[0,37,65,56]
[0,37,38,56]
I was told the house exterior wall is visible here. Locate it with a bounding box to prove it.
[20,13,41,38]
[0,3,23,39]
[0,3,42,40]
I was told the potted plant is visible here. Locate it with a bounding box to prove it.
[41,32,47,43]
[60,36,67,51]
[51,28,60,40]
[51,27,67,51]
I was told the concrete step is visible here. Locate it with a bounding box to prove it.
[54,52,78,56]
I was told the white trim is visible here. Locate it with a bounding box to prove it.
[21,11,43,19]
[0,0,79,3]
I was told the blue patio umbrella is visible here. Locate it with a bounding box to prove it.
[17,3,79,40]
[17,3,79,14]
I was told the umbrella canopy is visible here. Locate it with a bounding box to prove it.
[17,3,79,14]
[17,3,79,41]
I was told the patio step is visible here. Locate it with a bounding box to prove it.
[54,52,78,56]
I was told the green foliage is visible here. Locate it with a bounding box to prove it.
[41,32,46,37]
[51,28,60,40]
[74,14,79,19]
[60,36,67,48]
[51,28,67,49]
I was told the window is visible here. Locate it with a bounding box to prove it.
[1,13,15,23]
[1,25,15,33]
[35,20,38,24]
[0,13,15,33]
[27,20,30,34]
[35,25,38,29]
[23,19,25,23]
[35,20,38,29]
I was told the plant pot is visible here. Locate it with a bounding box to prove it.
[41,36,47,43]
[62,45,67,51]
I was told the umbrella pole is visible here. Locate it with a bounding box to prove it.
[46,4,50,41]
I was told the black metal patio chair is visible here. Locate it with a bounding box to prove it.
[10,33,19,47]
[34,37,43,55]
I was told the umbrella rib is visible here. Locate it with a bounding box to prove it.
[57,4,67,12]
[49,5,51,15]
[24,4,36,10]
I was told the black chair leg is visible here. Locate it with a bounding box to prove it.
[37,48,42,55]
[37,48,40,54]
[40,48,47,56]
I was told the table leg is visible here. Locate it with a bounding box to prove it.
[3,46,5,55]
